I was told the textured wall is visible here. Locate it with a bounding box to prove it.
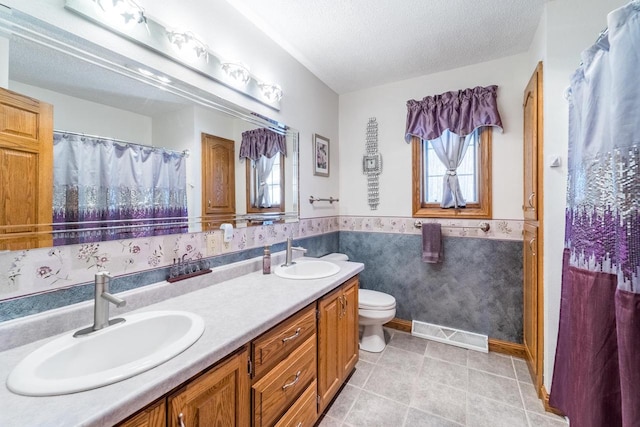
[340,231,523,343]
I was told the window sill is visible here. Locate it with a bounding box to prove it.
[413,205,491,219]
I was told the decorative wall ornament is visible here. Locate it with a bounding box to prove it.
[362,117,382,209]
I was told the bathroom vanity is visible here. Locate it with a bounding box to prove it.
[0,257,363,426]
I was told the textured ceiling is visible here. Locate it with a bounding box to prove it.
[226,0,545,94]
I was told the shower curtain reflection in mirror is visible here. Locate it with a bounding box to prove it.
[52,132,188,245]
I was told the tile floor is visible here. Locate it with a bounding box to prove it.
[318,329,568,427]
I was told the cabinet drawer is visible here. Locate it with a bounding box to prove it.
[253,335,317,427]
[274,379,317,427]
[252,304,316,379]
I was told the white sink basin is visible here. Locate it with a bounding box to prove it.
[274,259,340,280]
[7,310,205,396]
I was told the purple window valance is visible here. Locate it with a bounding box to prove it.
[404,85,503,142]
[239,128,287,161]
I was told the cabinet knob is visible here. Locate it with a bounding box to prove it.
[178,412,186,427]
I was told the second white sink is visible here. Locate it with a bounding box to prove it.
[7,310,205,396]
[274,259,340,280]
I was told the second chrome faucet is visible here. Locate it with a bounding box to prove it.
[282,237,307,267]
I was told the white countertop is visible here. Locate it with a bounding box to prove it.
[0,257,363,427]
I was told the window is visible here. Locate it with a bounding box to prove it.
[412,128,492,218]
[246,154,284,213]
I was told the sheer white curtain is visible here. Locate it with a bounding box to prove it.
[254,156,276,208]
[427,129,477,208]
[53,132,187,243]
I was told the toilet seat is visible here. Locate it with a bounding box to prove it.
[321,253,349,262]
[359,289,396,310]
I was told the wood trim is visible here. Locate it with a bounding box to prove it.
[383,318,412,333]
[541,385,565,417]
[488,338,526,358]
[412,130,492,219]
[522,61,545,394]
[535,61,545,396]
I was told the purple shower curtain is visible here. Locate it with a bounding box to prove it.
[53,133,188,244]
[550,2,640,426]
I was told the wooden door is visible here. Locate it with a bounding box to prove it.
[0,88,53,250]
[340,277,359,376]
[522,62,544,395]
[523,63,542,222]
[118,399,165,427]
[201,133,235,229]
[317,287,342,414]
[167,347,250,427]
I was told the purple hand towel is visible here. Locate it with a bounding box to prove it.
[421,223,442,263]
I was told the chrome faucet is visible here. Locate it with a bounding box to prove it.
[282,237,307,267]
[74,272,126,337]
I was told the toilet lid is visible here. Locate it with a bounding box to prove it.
[321,253,349,262]
[359,289,396,310]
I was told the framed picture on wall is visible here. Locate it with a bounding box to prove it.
[313,134,330,177]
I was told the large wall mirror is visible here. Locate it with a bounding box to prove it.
[0,7,299,251]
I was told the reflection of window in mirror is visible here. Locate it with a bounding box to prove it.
[246,153,285,213]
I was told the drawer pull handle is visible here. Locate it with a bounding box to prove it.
[282,327,302,343]
[296,423,302,427]
[178,413,186,427]
[527,192,535,209]
[282,370,301,390]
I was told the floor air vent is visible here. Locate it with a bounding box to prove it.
[411,320,488,353]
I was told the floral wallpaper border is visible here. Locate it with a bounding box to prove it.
[0,216,521,302]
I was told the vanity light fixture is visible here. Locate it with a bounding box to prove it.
[166,30,209,63]
[92,0,146,28]
[258,82,283,103]
[221,62,251,86]
[66,0,283,109]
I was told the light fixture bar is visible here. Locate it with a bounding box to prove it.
[64,0,281,110]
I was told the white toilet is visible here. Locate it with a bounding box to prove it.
[321,253,397,353]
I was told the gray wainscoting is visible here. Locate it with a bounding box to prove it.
[339,231,523,343]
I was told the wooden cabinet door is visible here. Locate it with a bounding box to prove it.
[340,277,359,376]
[523,63,542,222]
[523,223,539,383]
[317,278,360,414]
[118,399,165,427]
[317,287,342,414]
[168,347,250,427]
[201,133,235,229]
[0,87,53,250]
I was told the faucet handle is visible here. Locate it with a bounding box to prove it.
[102,292,126,308]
